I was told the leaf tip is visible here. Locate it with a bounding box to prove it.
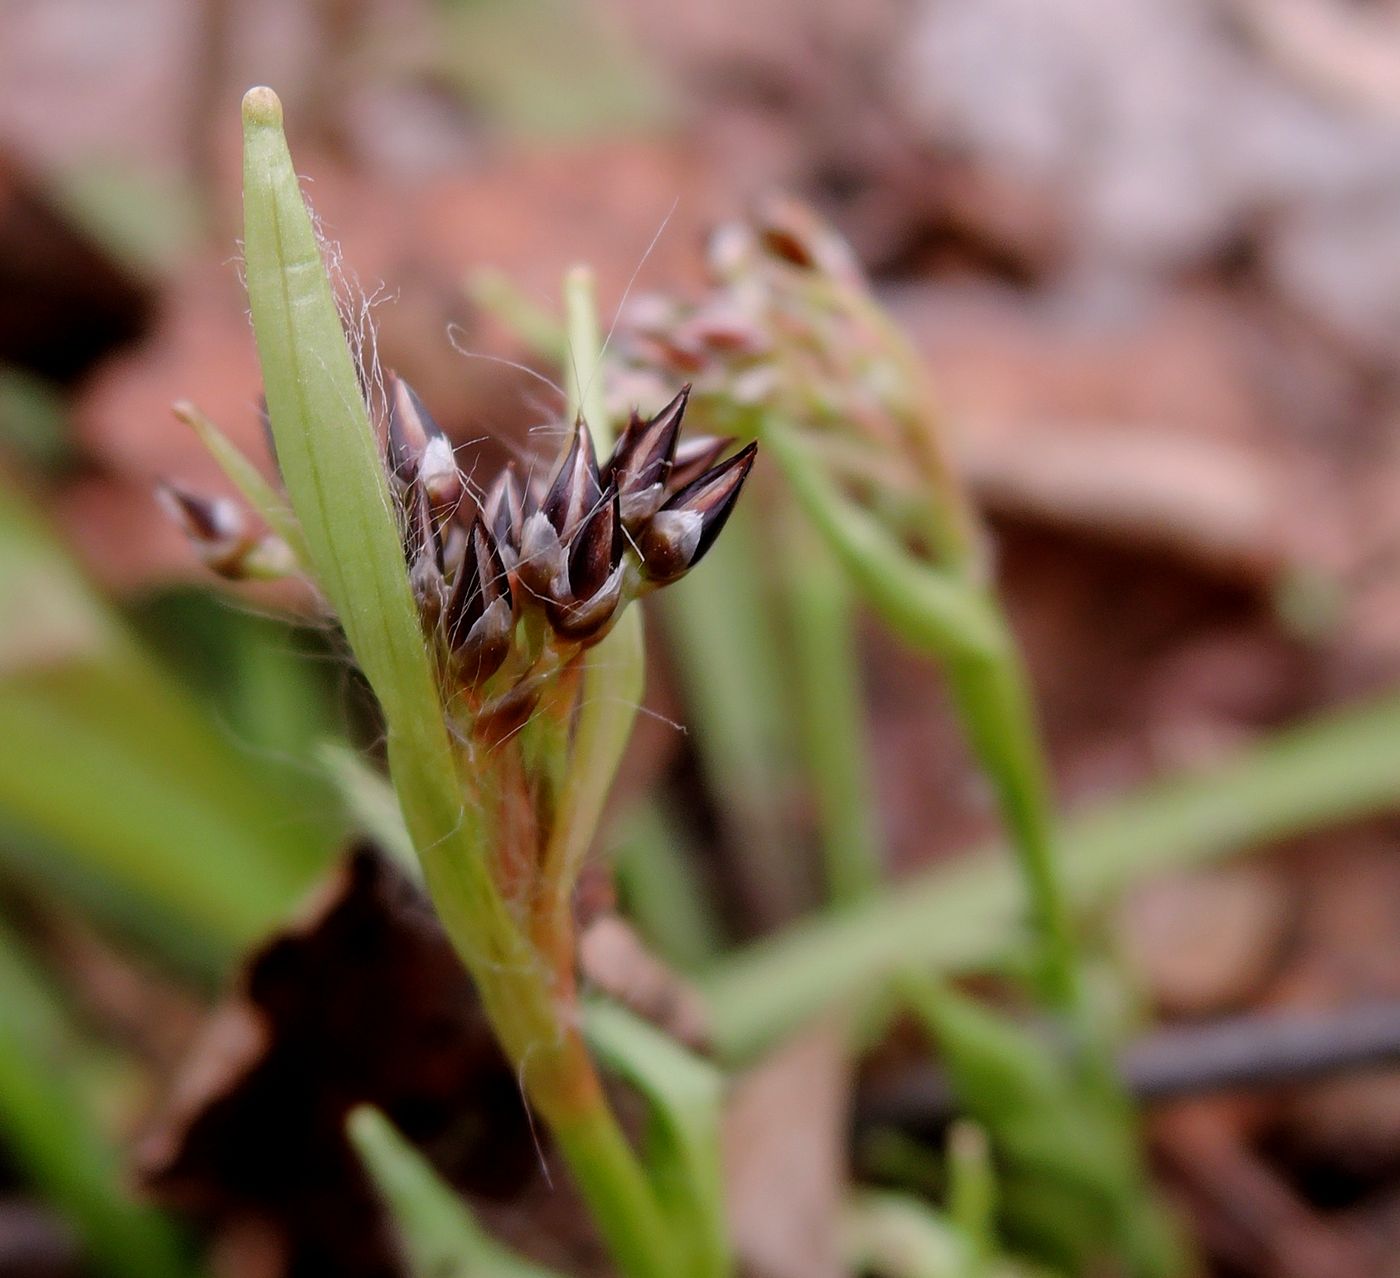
[241,85,283,130]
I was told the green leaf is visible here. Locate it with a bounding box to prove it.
[613,800,723,971]
[241,87,442,755]
[240,85,526,989]
[0,919,193,1278]
[0,480,330,965]
[347,1106,562,1278]
[584,1000,729,1278]
[902,983,1182,1276]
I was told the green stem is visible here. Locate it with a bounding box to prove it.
[564,264,608,443]
[944,627,1078,1011]
[536,266,646,922]
[552,1106,680,1278]
[0,920,192,1278]
[784,509,883,905]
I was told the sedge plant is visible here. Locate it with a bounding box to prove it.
[159,87,757,1278]
[130,87,1400,1278]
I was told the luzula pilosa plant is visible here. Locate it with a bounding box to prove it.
[159,88,752,1278]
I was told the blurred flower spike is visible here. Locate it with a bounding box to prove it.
[611,194,978,574]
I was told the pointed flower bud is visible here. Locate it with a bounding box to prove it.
[418,435,463,511]
[515,418,601,601]
[638,442,757,584]
[515,509,568,602]
[667,433,735,492]
[603,385,688,527]
[387,373,460,511]
[443,519,514,687]
[156,481,256,577]
[404,481,446,626]
[482,466,525,564]
[547,487,625,641]
[541,418,601,542]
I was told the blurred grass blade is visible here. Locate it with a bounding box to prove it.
[584,1000,729,1278]
[661,502,806,925]
[0,919,193,1278]
[0,480,331,964]
[318,740,417,875]
[613,800,724,971]
[347,1106,562,1278]
[703,688,1400,1060]
[783,509,882,905]
[762,419,1000,660]
[845,1190,1019,1278]
[901,982,1181,1276]
[466,267,566,360]
[946,1122,997,1269]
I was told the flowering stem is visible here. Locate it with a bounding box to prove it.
[944,630,1079,1010]
[762,419,1081,999]
[240,91,675,1278]
[533,267,646,960]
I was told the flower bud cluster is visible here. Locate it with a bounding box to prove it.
[160,372,755,741]
[381,373,756,731]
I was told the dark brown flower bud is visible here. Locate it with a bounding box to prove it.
[515,509,568,601]
[156,481,257,578]
[541,417,602,542]
[387,373,461,509]
[515,418,601,600]
[547,488,625,641]
[667,434,735,492]
[404,481,446,625]
[482,465,525,563]
[402,480,443,572]
[443,519,514,687]
[603,385,688,527]
[638,442,757,584]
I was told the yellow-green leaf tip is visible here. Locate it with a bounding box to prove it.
[241,86,283,129]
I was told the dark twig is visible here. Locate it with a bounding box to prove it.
[858,1002,1400,1139]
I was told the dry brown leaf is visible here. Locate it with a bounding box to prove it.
[139,846,538,1278]
[1117,867,1293,1017]
[578,915,711,1053]
[722,1020,851,1278]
